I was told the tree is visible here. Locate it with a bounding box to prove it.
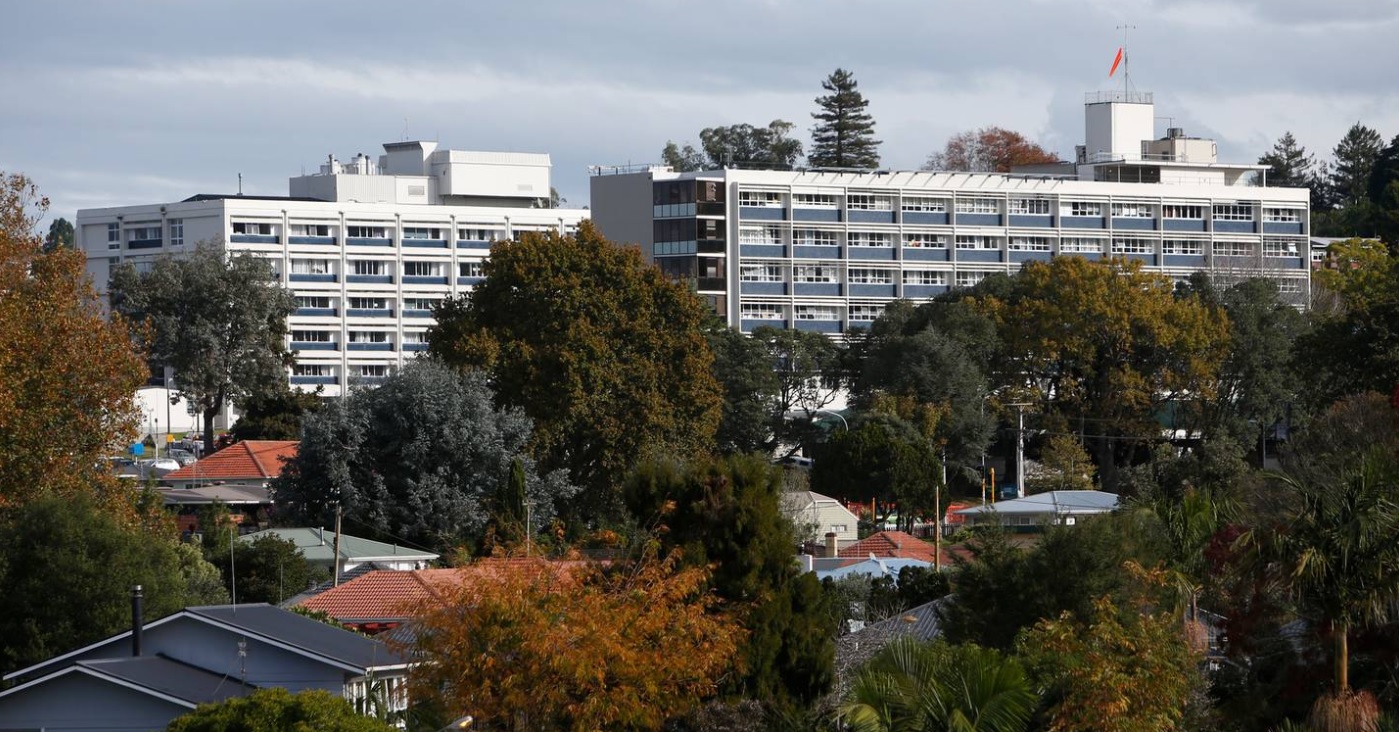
[707,321,781,455]
[0,172,146,508]
[43,216,73,252]
[230,534,320,605]
[663,140,708,172]
[404,552,743,731]
[1331,124,1384,208]
[664,121,804,171]
[1026,434,1096,494]
[0,492,189,674]
[926,127,1060,172]
[809,68,881,169]
[228,383,324,442]
[1300,242,1399,407]
[272,359,572,554]
[1259,131,1316,188]
[427,222,721,520]
[174,541,231,606]
[841,637,1037,732]
[1367,134,1399,249]
[750,324,845,454]
[810,415,943,531]
[110,241,297,454]
[165,688,398,732]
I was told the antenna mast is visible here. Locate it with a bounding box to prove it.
[1116,23,1137,95]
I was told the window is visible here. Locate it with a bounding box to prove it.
[793,229,838,246]
[1009,236,1052,251]
[126,225,161,242]
[956,235,999,250]
[1277,279,1303,294]
[1111,202,1153,218]
[1213,205,1254,221]
[847,231,892,247]
[459,226,506,241]
[1162,204,1203,219]
[955,198,999,214]
[232,221,274,236]
[168,219,184,247]
[903,233,947,248]
[1213,241,1255,257]
[351,260,386,276]
[739,190,784,207]
[1059,237,1105,253]
[291,223,331,237]
[1264,208,1302,223]
[849,305,885,321]
[347,297,388,310]
[792,193,838,208]
[358,364,389,378]
[295,295,332,309]
[293,364,331,377]
[108,256,120,265]
[1163,239,1204,255]
[848,194,893,211]
[291,259,332,275]
[459,261,485,278]
[348,331,390,343]
[741,303,784,320]
[848,268,894,284]
[1263,239,1300,257]
[795,305,839,321]
[291,330,332,342]
[741,264,784,282]
[903,270,948,286]
[402,226,442,239]
[901,197,947,213]
[1112,237,1155,254]
[1009,198,1051,215]
[739,226,782,245]
[1063,201,1103,217]
[794,264,838,283]
[955,271,990,287]
[107,223,120,249]
[402,261,442,277]
[403,297,440,312]
[403,330,428,344]
[347,225,389,238]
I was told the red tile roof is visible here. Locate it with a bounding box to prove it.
[164,441,299,482]
[838,531,941,563]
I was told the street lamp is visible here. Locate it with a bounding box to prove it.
[811,408,848,432]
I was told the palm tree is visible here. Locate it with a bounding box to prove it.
[841,637,1037,732]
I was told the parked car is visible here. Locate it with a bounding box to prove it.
[167,448,197,467]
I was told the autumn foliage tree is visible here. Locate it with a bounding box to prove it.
[404,551,742,731]
[926,127,1060,172]
[0,172,146,508]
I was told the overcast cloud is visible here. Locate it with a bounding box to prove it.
[2,0,1397,221]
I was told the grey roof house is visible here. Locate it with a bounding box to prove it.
[953,490,1119,531]
[239,526,439,573]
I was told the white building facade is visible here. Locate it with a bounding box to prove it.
[78,141,588,396]
[590,91,1311,334]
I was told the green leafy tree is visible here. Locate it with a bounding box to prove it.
[43,216,73,252]
[707,321,781,455]
[665,120,804,171]
[110,241,297,454]
[174,541,231,606]
[272,359,571,554]
[810,414,942,531]
[842,637,1037,732]
[809,68,881,169]
[1331,123,1385,208]
[1300,243,1399,407]
[1367,133,1399,249]
[229,383,324,442]
[165,688,398,732]
[428,222,722,520]
[1259,131,1316,188]
[0,493,188,674]
[230,534,320,605]
[750,325,844,454]
[662,140,707,172]
[1026,434,1096,494]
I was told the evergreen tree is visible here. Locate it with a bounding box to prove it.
[809,68,881,169]
[43,216,73,252]
[1330,123,1384,207]
[1257,131,1314,188]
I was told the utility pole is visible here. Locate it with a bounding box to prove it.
[333,504,343,587]
[1010,403,1032,499]
[935,449,945,572]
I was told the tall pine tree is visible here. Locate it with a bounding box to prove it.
[1258,131,1314,188]
[1331,123,1384,207]
[809,68,881,169]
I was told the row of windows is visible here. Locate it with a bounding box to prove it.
[293,363,392,378]
[229,222,546,239]
[288,259,482,277]
[738,231,1304,256]
[291,329,428,344]
[109,220,185,249]
[740,264,957,286]
[734,191,1305,222]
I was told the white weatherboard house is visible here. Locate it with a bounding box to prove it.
[77,141,589,397]
[239,526,440,573]
[590,89,1310,334]
[0,603,407,731]
[781,490,860,545]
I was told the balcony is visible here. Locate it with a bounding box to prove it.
[697,277,727,292]
[901,212,949,225]
[1110,217,1156,231]
[289,273,337,283]
[793,283,841,296]
[346,275,394,284]
[902,284,949,299]
[456,239,493,249]
[1212,220,1256,234]
[402,275,449,286]
[1162,254,1207,268]
[849,284,896,297]
[794,320,842,334]
[1162,219,1205,233]
[738,206,785,221]
[1263,222,1304,235]
[1008,214,1054,228]
[1008,251,1052,264]
[127,238,163,249]
[902,248,948,262]
[848,210,894,224]
[291,341,338,351]
[740,282,787,296]
[346,308,394,318]
[347,237,394,247]
[955,249,1003,264]
[741,319,787,332]
[230,234,278,244]
[739,244,785,258]
[848,247,896,262]
[402,238,448,248]
[402,342,430,352]
[403,309,434,319]
[955,213,1001,227]
[347,342,395,352]
[1061,216,1106,229]
[289,235,336,245]
[456,276,485,286]
[794,245,841,260]
[290,375,338,385]
[294,307,338,317]
[792,208,840,223]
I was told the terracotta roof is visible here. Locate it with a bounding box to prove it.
[838,531,941,563]
[164,441,298,482]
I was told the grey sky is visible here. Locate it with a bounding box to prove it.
[3,0,1397,221]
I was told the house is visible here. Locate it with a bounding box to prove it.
[953,490,1119,531]
[291,568,468,635]
[781,490,859,546]
[839,530,943,564]
[815,557,932,584]
[0,601,408,732]
[161,439,299,489]
[238,527,440,574]
[159,483,274,534]
[833,598,947,698]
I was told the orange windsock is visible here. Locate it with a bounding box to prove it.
[1109,47,1124,77]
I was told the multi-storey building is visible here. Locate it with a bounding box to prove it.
[78,141,588,396]
[590,91,1311,334]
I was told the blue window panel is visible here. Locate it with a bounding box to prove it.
[456,276,485,286]
[956,213,1001,227]
[403,309,433,319]
[294,308,337,317]
[1009,251,1052,264]
[740,282,788,296]
[347,237,394,247]
[1061,216,1106,229]
[1111,217,1156,231]
[355,375,388,384]
[848,248,896,261]
[1118,253,1156,266]
[794,245,842,259]
[792,208,840,222]
[1213,221,1255,234]
[850,284,897,298]
[289,236,336,245]
[403,343,430,352]
[1163,220,1205,232]
[402,276,449,286]
[127,239,163,249]
[903,248,948,262]
[740,244,786,258]
[795,320,842,334]
[1263,222,1304,235]
[230,234,278,244]
[902,284,949,299]
[848,210,894,224]
[793,283,842,296]
[347,342,395,351]
[956,249,1003,263]
[346,308,394,317]
[902,212,949,225]
[1163,255,1207,268]
[290,375,338,385]
[741,319,787,332]
[1057,252,1103,262]
[456,240,492,249]
[739,206,787,221]
[1269,256,1306,269]
[289,273,337,283]
[291,342,338,351]
[403,239,448,248]
[346,275,394,284]
[1008,215,1054,228]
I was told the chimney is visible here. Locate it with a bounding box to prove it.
[799,554,813,573]
[131,585,143,657]
[824,532,839,558]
